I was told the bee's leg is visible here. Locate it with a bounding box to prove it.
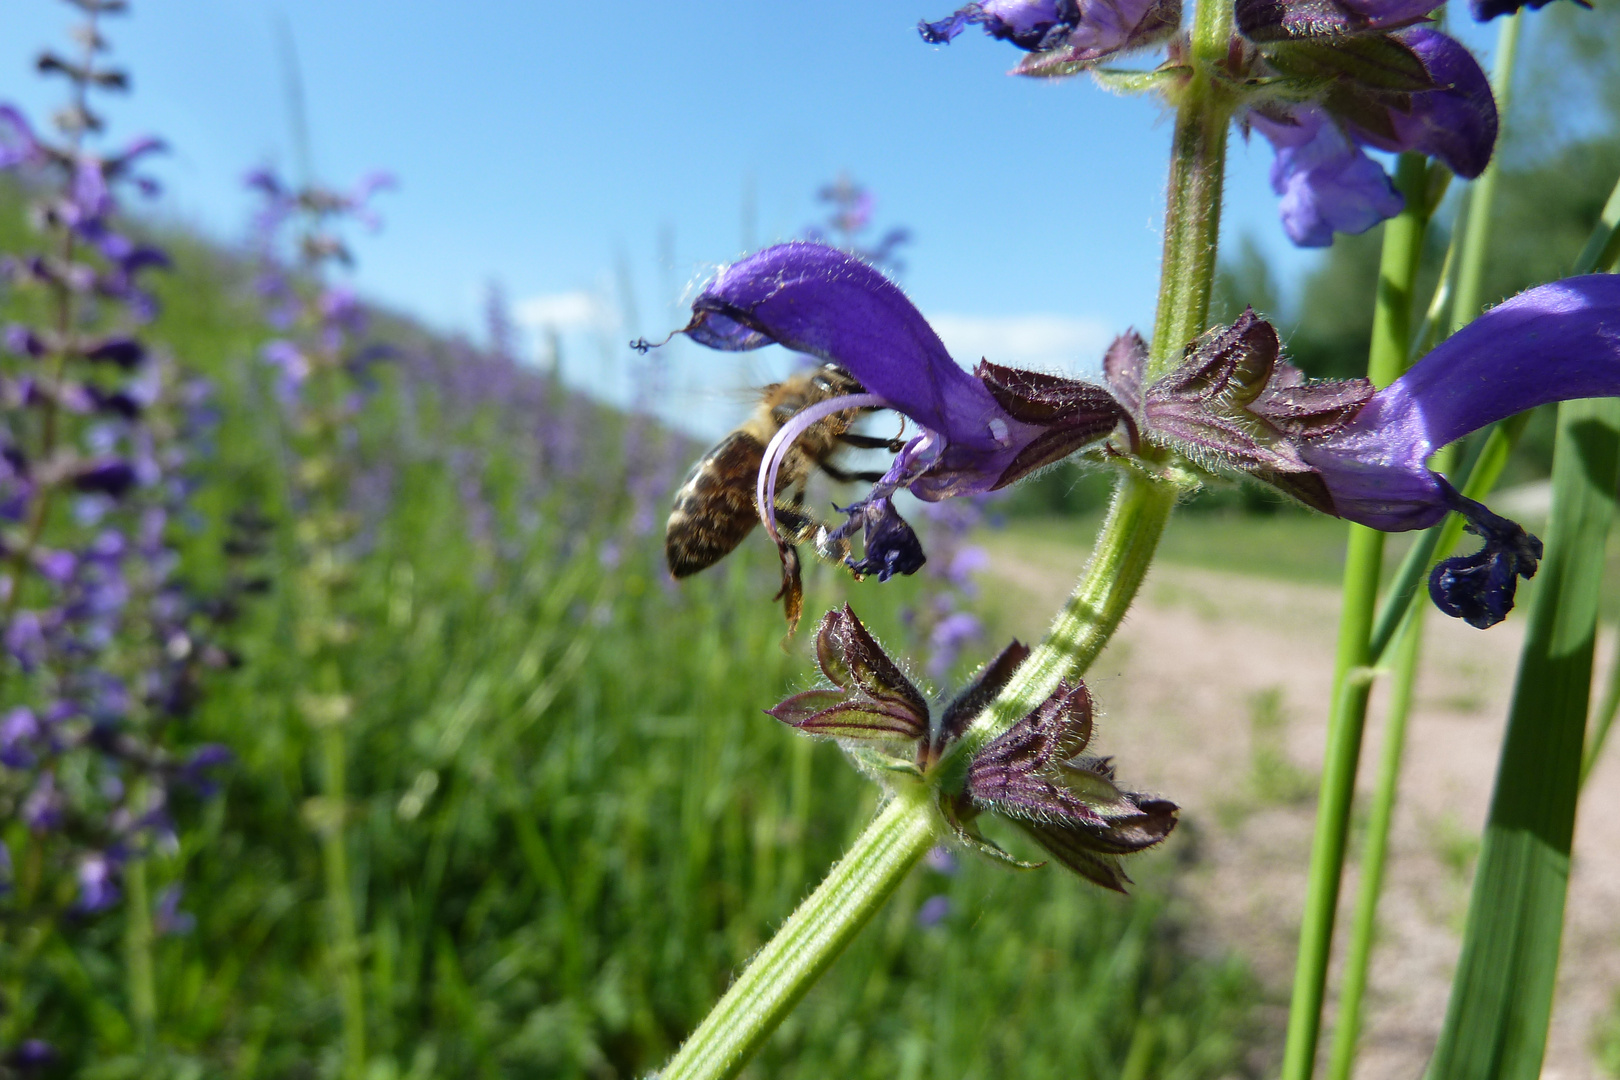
[772,500,819,546]
[818,463,889,484]
[836,433,907,453]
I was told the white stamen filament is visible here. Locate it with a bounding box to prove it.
[755,392,888,544]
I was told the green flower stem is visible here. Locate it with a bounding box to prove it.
[318,720,367,1080]
[1582,632,1620,787]
[124,856,157,1056]
[1281,150,1432,1080]
[949,469,1180,772]
[664,0,1235,1066]
[1450,13,1520,331]
[1147,0,1234,381]
[1325,558,1432,1080]
[659,787,939,1080]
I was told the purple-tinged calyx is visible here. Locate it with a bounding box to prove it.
[955,679,1177,891]
[769,606,1175,890]
[768,605,932,742]
[1102,310,1374,505]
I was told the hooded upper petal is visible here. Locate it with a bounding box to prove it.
[1251,107,1404,248]
[1345,27,1497,181]
[1303,275,1620,530]
[684,243,1046,497]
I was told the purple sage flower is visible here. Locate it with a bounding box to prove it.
[1242,27,1497,247]
[919,0,1182,72]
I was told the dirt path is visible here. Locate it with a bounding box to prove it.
[985,539,1620,1080]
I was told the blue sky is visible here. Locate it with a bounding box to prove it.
[2,1,1509,436]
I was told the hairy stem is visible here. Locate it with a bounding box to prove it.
[662,0,1236,1066]
[1147,0,1234,380]
[659,788,939,1080]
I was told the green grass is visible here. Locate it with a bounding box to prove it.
[0,194,1260,1079]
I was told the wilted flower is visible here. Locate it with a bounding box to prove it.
[770,605,1176,890]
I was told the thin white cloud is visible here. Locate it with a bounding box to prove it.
[514,290,611,331]
[927,313,1115,375]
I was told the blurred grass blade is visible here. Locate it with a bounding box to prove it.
[1428,397,1620,1079]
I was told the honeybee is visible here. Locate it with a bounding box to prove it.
[665,363,898,580]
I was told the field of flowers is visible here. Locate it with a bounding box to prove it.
[5,1,1620,1079]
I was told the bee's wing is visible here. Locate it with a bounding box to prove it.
[665,430,767,578]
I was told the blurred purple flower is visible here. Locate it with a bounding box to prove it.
[75,850,121,912]
[916,894,952,927]
[924,844,959,874]
[152,883,196,936]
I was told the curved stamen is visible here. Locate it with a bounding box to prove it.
[756,392,888,544]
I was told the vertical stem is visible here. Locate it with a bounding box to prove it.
[1281,151,1431,1080]
[1324,606,1425,1080]
[124,857,156,1057]
[320,723,366,1079]
[1147,0,1233,379]
[1582,633,1620,786]
[660,789,939,1080]
[1450,13,1521,332]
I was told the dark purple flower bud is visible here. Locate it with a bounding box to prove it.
[82,335,145,369]
[4,1039,55,1072]
[767,605,931,741]
[72,458,137,496]
[1251,107,1405,248]
[931,638,1030,759]
[3,325,46,359]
